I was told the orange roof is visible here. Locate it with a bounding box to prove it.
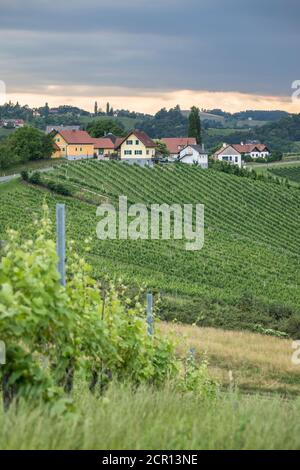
[161,137,197,154]
[92,138,115,150]
[57,130,95,145]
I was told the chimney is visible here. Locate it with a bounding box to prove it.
[241,142,244,146]
[223,143,227,148]
[202,143,205,151]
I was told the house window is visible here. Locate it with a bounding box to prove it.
[80,148,83,152]
[124,150,132,155]
[56,138,60,142]
[235,157,238,162]
[62,148,65,152]
[126,140,133,145]
[135,140,140,145]
[135,150,143,155]
[146,150,150,155]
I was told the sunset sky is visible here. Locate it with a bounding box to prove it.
[1,0,300,114]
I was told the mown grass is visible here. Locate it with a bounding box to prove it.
[1,384,300,450]
[160,322,300,396]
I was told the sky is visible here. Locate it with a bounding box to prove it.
[0,0,300,114]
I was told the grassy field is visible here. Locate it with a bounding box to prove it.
[0,127,15,140]
[1,162,300,336]
[1,320,300,449]
[161,322,300,395]
[1,383,300,450]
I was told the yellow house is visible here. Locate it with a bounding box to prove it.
[115,130,156,165]
[51,130,95,160]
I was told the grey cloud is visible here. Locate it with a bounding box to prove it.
[0,0,298,97]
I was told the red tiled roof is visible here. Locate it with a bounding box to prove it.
[115,130,156,149]
[233,144,258,153]
[161,137,197,154]
[58,130,95,145]
[233,144,269,154]
[92,138,115,150]
[256,144,269,152]
[215,143,269,155]
[114,138,124,149]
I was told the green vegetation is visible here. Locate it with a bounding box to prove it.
[0,128,15,140]
[162,322,300,396]
[0,126,54,171]
[86,118,125,138]
[268,166,300,185]
[1,213,192,409]
[1,162,300,337]
[1,384,300,450]
[0,158,66,177]
[188,106,202,144]
[137,105,188,138]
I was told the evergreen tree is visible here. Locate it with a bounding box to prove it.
[106,102,110,115]
[188,106,202,144]
[94,101,98,116]
[44,102,50,119]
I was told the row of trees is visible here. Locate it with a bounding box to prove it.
[136,105,202,143]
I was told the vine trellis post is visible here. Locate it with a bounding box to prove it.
[56,204,66,287]
[147,293,154,336]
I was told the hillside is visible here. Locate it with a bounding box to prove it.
[1,162,300,336]
[268,165,300,185]
[161,322,300,395]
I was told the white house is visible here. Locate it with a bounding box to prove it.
[214,144,242,168]
[214,142,270,167]
[178,144,208,168]
[161,137,197,159]
[233,143,270,159]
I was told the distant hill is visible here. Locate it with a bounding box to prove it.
[182,110,225,123]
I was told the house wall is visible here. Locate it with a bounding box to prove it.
[65,144,94,160]
[120,133,155,160]
[97,148,115,158]
[215,146,242,168]
[179,147,208,167]
[52,134,68,159]
[250,151,270,159]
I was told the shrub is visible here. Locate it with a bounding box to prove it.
[0,208,195,408]
[20,170,29,181]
